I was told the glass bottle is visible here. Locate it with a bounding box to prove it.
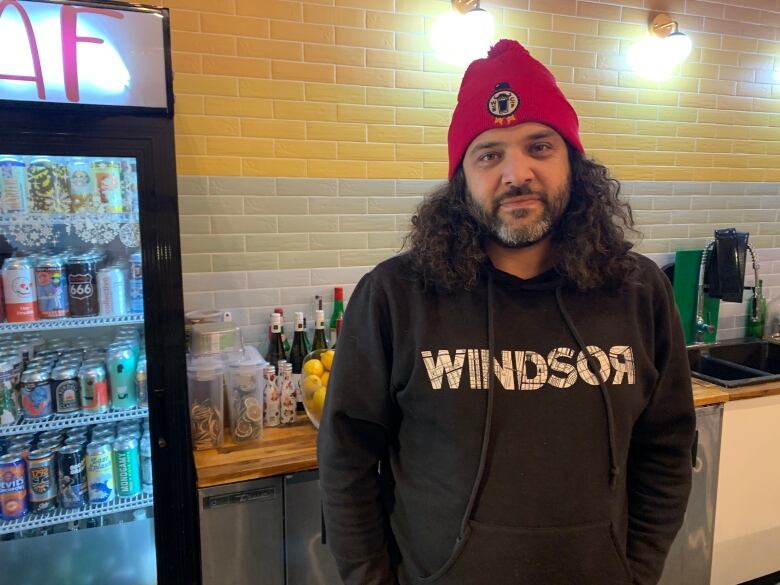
[274,307,291,354]
[266,312,287,367]
[744,279,766,339]
[312,309,328,351]
[329,287,345,346]
[289,312,307,377]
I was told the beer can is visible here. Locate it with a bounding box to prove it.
[135,352,148,408]
[25,335,46,355]
[20,367,52,419]
[140,431,153,494]
[57,444,87,509]
[35,256,70,319]
[86,441,114,504]
[26,448,58,513]
[97,265,128,316]
[2,257,38,322]
[66,253,99,317]
[79,362,109,414]
[92,160,123,212]
[129,251,144,313]
[263,365,280,428]
[91,429,115,442]
[38,430,64,443]
[106,344,137,409]
[113,436,141,497]
[0,453,27,519]
[67,157,98,212]
[51,363,81,414]
[0,156,28,212]
[0,358,20,426]
[0,278,5,323]
[27,157,69,213]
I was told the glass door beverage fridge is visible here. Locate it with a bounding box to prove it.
[0,2,198,584]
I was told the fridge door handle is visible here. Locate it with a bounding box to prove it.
[321,503,327,545]
[691,429,699,467]
[153,387,168,448]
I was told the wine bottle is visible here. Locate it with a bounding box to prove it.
[329,287,345,346]
[289,311,307,393]
[274,307,291,354]
[266,312,287,367]
[312,309,328,351]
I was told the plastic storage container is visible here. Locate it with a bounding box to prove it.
[187,356,225,450]
[227,357,264,444]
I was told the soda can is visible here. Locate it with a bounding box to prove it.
[0,454,28,519]
[2,257,39,322]
[128,251,143,314]
[57,445,87,509]
[91,429,115,443]
[26,448,58,513]
[92,160,123,212]
[20,367,52,419]
[0,156,28,212]
[113,436,141,497]
[98,266,128,316]
[66,253,99,317]
[86,441,114,504]
[67,157,98,212]
[25,335,46,356]
[120,158,138,213]
[140,431,153,494]
[0,358,20,426]
[35,256,70,319]
[106,344,137,409]
[79,362,109,414]
[262,365,280,428]
[38,430,64,443]
[135,352,148,407]
[0,277,5,323]
[27,157,69,213]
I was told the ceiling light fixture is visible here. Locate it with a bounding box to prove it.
[431,0,495,67]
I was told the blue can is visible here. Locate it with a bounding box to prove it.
[129,252,143,313]
[35,256,70,319]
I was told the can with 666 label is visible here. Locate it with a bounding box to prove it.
[66,254,99,317]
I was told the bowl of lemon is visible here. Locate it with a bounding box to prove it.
[299,348,334,429]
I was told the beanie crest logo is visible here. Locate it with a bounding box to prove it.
[487,82,519,126]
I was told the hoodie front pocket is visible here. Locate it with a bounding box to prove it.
[415,519,633,585]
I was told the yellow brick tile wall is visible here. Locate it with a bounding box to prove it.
[166,0,780,182]
[165,0,780,277]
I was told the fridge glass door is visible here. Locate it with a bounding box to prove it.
[0,152,156,584]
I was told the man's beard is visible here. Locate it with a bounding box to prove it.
[466,182,570,249]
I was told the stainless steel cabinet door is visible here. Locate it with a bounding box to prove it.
[199,477,285,585]
[284,470,342,585]
[658,404,724,585]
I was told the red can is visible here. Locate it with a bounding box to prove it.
[2,257,38,322]
[0,271,5,323]
[0,453,28,520]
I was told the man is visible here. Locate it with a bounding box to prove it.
[318,39,695,585]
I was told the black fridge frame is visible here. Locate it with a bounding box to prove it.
[0,3,200,584]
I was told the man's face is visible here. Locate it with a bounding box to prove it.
[462,122,572,248]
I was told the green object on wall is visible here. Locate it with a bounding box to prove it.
[672,249,720,345]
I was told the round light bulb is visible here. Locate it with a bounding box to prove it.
[431,8,494,67]
[665,31,692,65]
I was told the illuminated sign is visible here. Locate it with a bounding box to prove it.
[0,0,167,108]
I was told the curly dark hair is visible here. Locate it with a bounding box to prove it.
[403,145,640,292]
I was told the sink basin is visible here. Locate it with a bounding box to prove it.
[687,339,780,388]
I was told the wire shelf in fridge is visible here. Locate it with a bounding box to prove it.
[0,492,154,535]
[0,313,143,334]
[0,211,138,226]
[0,406,148,437]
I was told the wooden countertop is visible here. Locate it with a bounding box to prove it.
[193,414,318,488]
[194,380,778,488]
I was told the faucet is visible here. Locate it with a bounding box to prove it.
[694,240,716,343]
[694,241,761,343]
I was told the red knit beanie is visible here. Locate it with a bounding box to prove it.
[447,39,584,179]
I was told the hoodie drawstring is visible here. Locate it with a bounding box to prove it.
[555,286,620,488]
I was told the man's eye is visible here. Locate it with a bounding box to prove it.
[531,143,551,153]
[479,152,499,161]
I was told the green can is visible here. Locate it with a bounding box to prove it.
[113,435,141,497]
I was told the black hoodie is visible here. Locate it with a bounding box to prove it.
[318,252,695,585]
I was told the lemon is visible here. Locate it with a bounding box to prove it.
[320,371,329,388]
[321,350,335,371]
[311,387,327,416]
[303,358,324,377]
[302,374,322,397]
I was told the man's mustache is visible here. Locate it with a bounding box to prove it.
[493,185,547,212]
